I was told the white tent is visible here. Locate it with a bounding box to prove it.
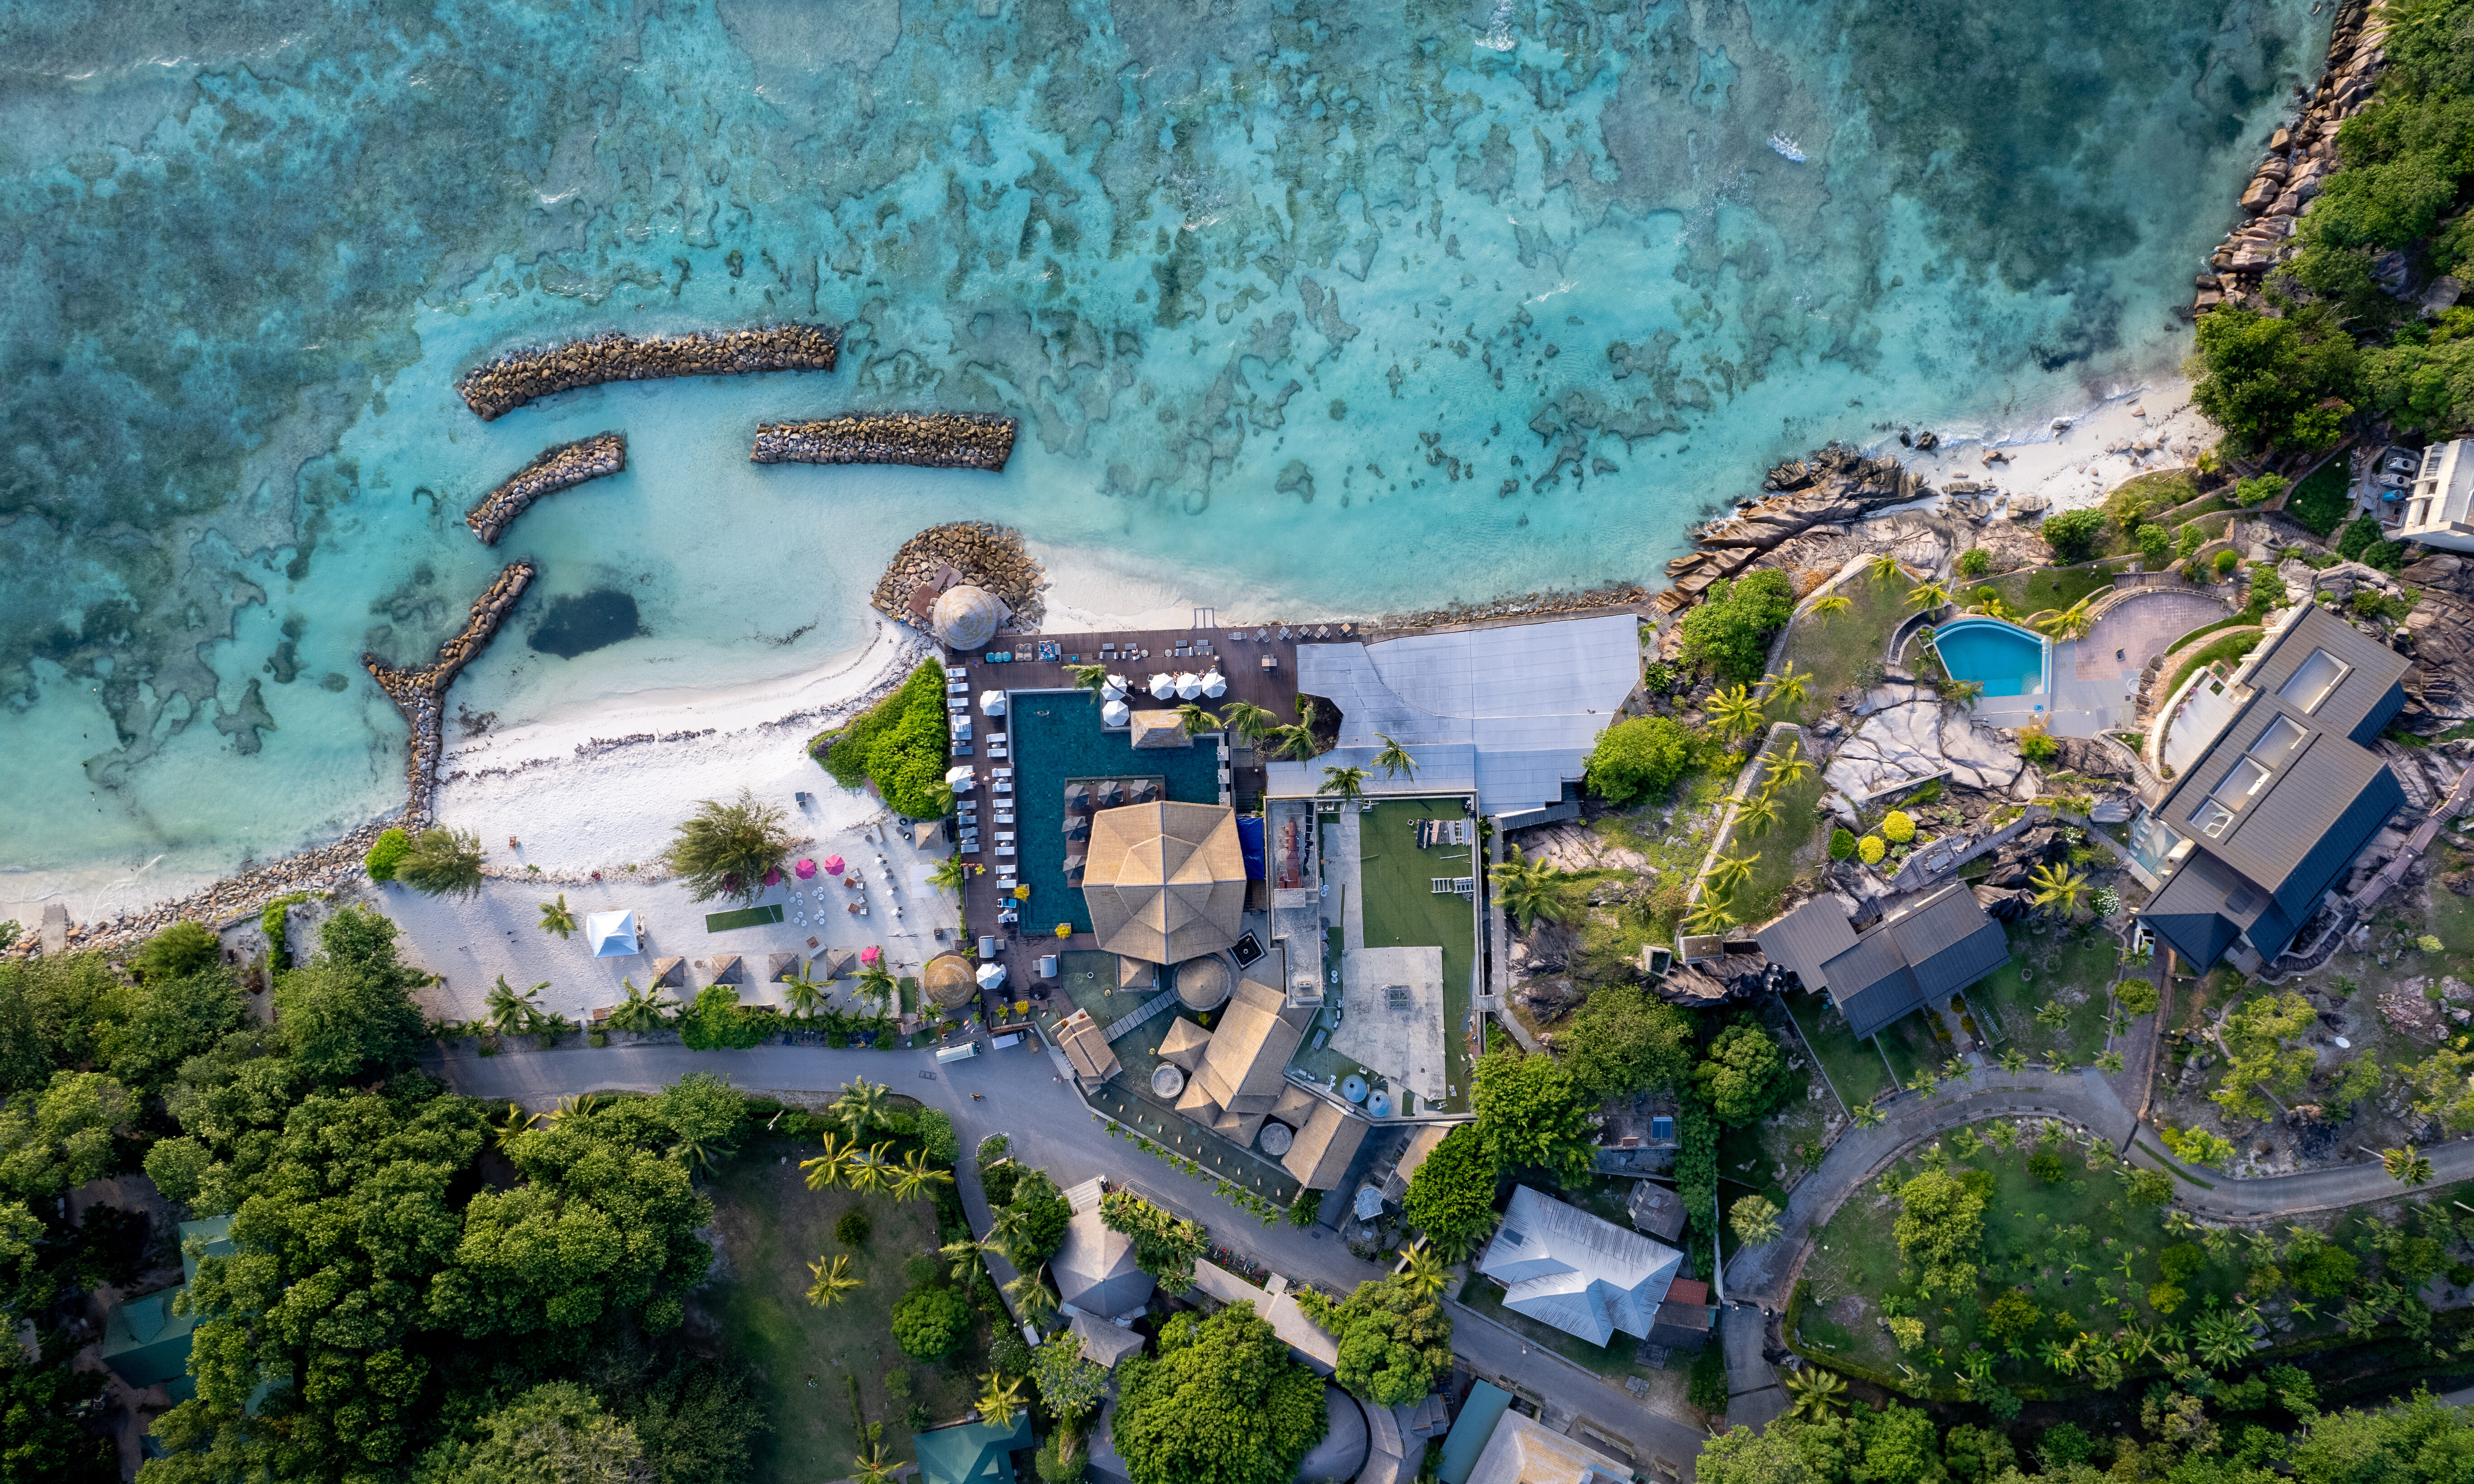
[1201,671,1227,698]
[584,910,640,959]
[1101,698,1132,728]
[976,961,1008,990]
[1148,673,1176,699]
[979,690,1007,716]
[1174,671,1203,699]
[945,764,977,789]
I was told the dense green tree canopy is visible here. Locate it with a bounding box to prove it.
[1561,986,1696,1099]
[1400,1125,1499,1258]
[1584,715,1703,806]
[891,1283,973,1361]
[0,1071,128,1200]
[2187,306,2359,451]
[1111,1303,1328,1484]
[1296,1277,1452,1407]
[1001,1168,1073,1265]
[2038,508,2108,565]
[1890,1168,1988,1298]
[1679,570,1797,684]
[1696,1019,1791,1126]
[412,1381,649,1484]
[1471,1049,1598,1182]
[274,907,432,1083]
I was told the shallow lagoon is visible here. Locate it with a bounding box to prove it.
[0,0,2329,906]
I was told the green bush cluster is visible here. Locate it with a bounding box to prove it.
[2337,513,2410,572]
[258,892,312,972]
[813,662,952,819]
[1584,714,1703,806]
[1827,827,1857,860]
[362,827,412,881]
[677,984,772,1051]
[1678,570,1796,684]
[2040,507,2109,563]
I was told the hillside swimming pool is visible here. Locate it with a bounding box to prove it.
[1934,618,2049,699]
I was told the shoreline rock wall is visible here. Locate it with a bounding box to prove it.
[871,522,1047,632]
[2196,0,2388,313]
[752,412,1017,472]
[465,432,628,544]
[1653,444,1932,610]
[364,562,537,823]
[454,324,842,421]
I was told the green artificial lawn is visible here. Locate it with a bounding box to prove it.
[702,1134,987,1482]
[1966,918,2119,1065]
[2287,459,2354,536]
[1982,560,2123,618]
[1351,797,1482,1113]
[1782,990,1894,1107]
[706,904,787,932]
[2164,629,2263,701]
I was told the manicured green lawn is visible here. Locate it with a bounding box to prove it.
[1873,1005,1950,1092]
[1965,917,2119,1065]
[1983,560,2127,617]
[1355,797,1482,1112]
[2164,629,2263,700]
[2286,459,2354,536]
[1782,989,1894,1107]
[702,1133,987,1483]
[2107,469,2200,522]
[706,904,787,932]
[1769,569,1916,723]
[1717,733,1830,929]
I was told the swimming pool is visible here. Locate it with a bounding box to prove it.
[1932,618,2049,699]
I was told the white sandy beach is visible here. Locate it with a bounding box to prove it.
[1896,374,2215,515]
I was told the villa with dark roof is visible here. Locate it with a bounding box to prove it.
[1754,883,2010,1040]
[2139,605,2409,972]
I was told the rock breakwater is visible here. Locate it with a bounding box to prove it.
[1654,444,1932,610]
[364,562,537,822]
[871,522,1046,632]
[2196,0,2387,313]
[751,412,1017,471]
[454,324,842,421]
[465,433,628,544]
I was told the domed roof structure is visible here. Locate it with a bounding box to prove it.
[1172,953,1233,1012]
[922,954,978,1008]
[927,584,1008,649]
[1080,802,1247,964]
[1290,1387,1369,1483]
[1053,1208,1154,1320]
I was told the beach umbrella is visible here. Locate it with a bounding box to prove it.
[1101,698,1131,727]
[1095,780,1124,807]
[976,961,1008,990]
[1175,671,1203,699]
[823,855,846,875]
[1064,782,1093,811]
[944,764,976,789]
[860,944,883,967]
[1200,670,1226,698]
[1062,816,1089,840]
[1103,674,1127,700]
[979,689,1007,716]
[795,859,817,880]
[1148,673,1176,699]
[762,866,781,888]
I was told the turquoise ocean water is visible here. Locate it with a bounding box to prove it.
[0,0,2328,907]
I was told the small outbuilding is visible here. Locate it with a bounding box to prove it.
[1052,1208,1155,1321]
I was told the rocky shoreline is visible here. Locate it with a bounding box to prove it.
[465,432,628,544]
[1653,445,1935,610]
[870,521,1048,632]
[751,412,1017,472]
[2196,0,2388,314]
[454,323,842,421]
[1373,580,1654,632]
[364,562,537,823]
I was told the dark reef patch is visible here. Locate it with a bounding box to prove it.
[527,589,647,660]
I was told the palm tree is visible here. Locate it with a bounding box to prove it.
[2035,999,2070,1030]
[2029,862,2089,918]
[1065,662,1110,703]
[1784,1364,1849,1422]
[1004,1267,1060,1331]
[833,1078,891,1136]
[664,788,794,905]
[2000,1048,2029,1076]
[1265,723,1319,761]
[1908,579,1952,611]
[1489,848,1568,931]
[851,1445,899,1484]
[782,965,829,1020]
[1318,765,1368,806]
[1764,750,1813,790]
[846,1141,897,1196]
[804,1254,862,1309]
[1809,592,1854,623]
[976,1370,1029,1428]
[1372,733,1418,781]
[398,827,488,899]
[1763,662,1811,709]
[672,1125,723,1174]
[606,977,676,1034]
[1704,851,1756,896]
[855,962,899,1016]
[537,894,577,939]
[1398,1245,1449,1299]
[929,855,968,896]
[1944,679,1986,708]
[1731,790,1780,839]
[2035,598,2100,641]
[2096,1049,2127,1074]
[1867,552,1906,585]
[941,1234,1002,1283]
[1683,895,1738,937]
[1174,701,1217,736]
[2380,1145,2435,1187]
[801,1131,859,1192]
[894,1149,955,1201]
[483,975,547,1036]
[2039,1338,2083,1375]
[1706,684,1763,741]
[489,1101,539,1154]
[1218,699,1278,744]
[1851,1102,1885,1129]
[1941,1057,1972,1086]
[2043,1048,2071,1072]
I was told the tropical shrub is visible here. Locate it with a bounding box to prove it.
[1471,1049,1597,1181]
[1678,570,1797,684]
[664,789,796,905]
[1695,1019,1790,1126]
[1100,1191,1207,1293]
[1892,1167,1987,1297]
[678,985,769,1051]
[1957,547,1990,578]
[2016,724,2058,763]
[814,662,952,819]
[892,1282,973,1360]
[1858,835,1885,865]
[1559,983,1694,1098]
[1828,827,1856,860]
[363,827,412,881]
[1879,809,1915,843]
[1294,1277,1451,1407]
[396,828,487,899]
[2117,981,2160,1016]
[1584,715,1702,806]
[2040,508,2108,563]
[2233,473,2289,507]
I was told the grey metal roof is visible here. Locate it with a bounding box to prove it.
[2241,605,2407,740]
[1816,884,2008,1040]
[1264,615,1640,814]
[2143,852,2250,967]
[1754,898,1860,995]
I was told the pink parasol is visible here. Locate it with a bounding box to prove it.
[794,859,817,880]
[762,866,782,887]
[823,855,846,875]
[860,945,883,967]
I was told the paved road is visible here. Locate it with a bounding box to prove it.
[2122,1127,2474,1220]
[1442,1297,1709,1481]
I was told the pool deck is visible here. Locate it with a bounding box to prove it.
[1947,591,2233,740]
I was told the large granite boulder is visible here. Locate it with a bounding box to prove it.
[1825,700,2025,799]
[2402,552,2474,729]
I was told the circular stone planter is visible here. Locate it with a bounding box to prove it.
[1151,1063,1186,1098]
[1258,1121,1294,1157]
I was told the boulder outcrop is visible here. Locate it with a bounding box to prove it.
[465,432,627,544]
[752,411,1017,471]
[1825,699,2026,799]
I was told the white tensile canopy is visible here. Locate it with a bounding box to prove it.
[585,910,641,958]
[979,690,1007,716]
[945,764,977,788]
[976,961,1008,990]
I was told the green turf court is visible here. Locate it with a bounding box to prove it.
[705,903,786,932]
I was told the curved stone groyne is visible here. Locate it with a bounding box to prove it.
[454,324,842,421]
[2196,0,2388,313]
[364,562,537,823]
[465,432,628,544]
[752,412,1017,472]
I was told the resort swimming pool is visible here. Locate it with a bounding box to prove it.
[1934,619,2049,698]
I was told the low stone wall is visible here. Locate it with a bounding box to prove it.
[871,521,1046,632]
[364,562,537,823]
[465,432,628,544]
[454,324,842,421]
[751,412,1017,471]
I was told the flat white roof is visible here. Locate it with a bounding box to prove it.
[1265,614,1639,814]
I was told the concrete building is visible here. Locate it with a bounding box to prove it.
[2399,439,2474,552]
[2140,605,2409,971]
[1754,884,2010,1040]
[99,1215,237,1400]
[1476,1186,1686,1346]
